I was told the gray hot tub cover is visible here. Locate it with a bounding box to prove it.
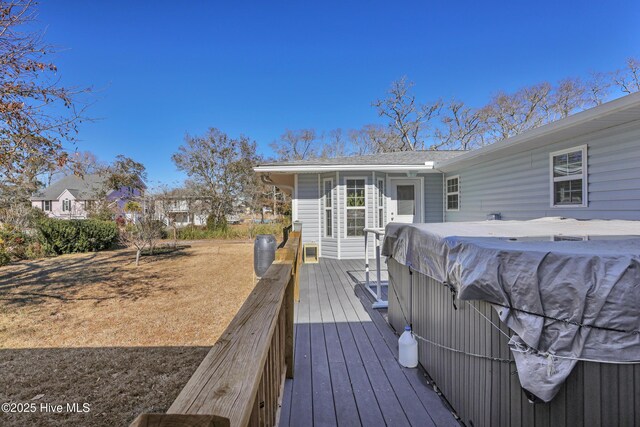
[381,218,640,402]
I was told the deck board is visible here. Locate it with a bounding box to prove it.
[308,263,338,427]
[278,258,458,427]
[288,266,313,427]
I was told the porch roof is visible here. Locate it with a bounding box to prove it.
[255,150,466,173]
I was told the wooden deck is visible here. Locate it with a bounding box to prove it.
[278,258,459,427]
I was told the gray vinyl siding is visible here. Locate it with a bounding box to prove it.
[445,121,640,221]
[293,171,444,259]
[296,173,320,247]
[424,173,444,222]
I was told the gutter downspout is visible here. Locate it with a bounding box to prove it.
[434,167,446,223]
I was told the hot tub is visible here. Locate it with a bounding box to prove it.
[382,218,640,427]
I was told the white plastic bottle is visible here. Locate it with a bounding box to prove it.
[398,325,418,368]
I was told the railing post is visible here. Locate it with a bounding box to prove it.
[375,233,382,301]
[291,231,302,302]
[364,230,370,289]
[285,273,295,379]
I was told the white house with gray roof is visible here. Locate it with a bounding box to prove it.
[30,173,142,220]
[255,91,640,259]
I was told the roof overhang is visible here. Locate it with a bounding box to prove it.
[254,161,435,173]
[436,92,640,172]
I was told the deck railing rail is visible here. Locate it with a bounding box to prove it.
[130,231,302,427]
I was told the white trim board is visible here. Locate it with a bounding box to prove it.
[255,162,435,173]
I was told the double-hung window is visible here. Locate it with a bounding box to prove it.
[62,199,71,212]
[377,178,385,228]
[446,176,459,211]
[346,179,366,237]
[43,200,51,211]
[550,146,587,207]
[323,178,333,237]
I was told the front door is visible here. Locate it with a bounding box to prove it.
[389,178,422,223]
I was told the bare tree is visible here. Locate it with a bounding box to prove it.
[320,128,351,158]
[172,128,258,229]
[119,214,163,266]
[347,124,401,154]
[372,77,441,151]
[483,82,552,141]
[544,77,591,120]
[434,100,486,150]
[151,185,179,245]
[0,1,90,204]
[45,150,100,186]
[103,155,147,192]
[585,71,612,106]
[270,128,320,161]
[613,57,640,94]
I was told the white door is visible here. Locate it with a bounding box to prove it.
[389,178,422,223]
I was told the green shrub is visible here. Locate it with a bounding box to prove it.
[0,225,28,265]
[206,214,228,231]
[37,218,119,255]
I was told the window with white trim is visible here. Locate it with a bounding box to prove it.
[42,200,51,211]
[346,179,366,237]
[550,146,587,207]
[377,178,385,228]
[446,176,459,211]
[323,178,333,237]
[62,199,71,212]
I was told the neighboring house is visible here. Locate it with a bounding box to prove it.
[255,91,640,259]
[154,192,209,227]
[30,173,143,220]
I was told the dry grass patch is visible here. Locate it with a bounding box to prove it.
[0,240,255,426]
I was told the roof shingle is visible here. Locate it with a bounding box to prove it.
[31,174,110,201]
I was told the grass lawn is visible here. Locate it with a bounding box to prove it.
[0,240,255,426]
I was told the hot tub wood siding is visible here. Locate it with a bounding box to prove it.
[387,257,640,427]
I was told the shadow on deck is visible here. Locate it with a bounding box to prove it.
[278,258,459,427]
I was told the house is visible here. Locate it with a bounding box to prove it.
[153,191,209,227]
[30,173,143,220]
[255,91,640,259]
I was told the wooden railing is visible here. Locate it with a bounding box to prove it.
[130,231,302,427]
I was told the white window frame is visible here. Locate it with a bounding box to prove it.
[43,200,51,211]
[445,175,460,212]
[344,177,367,238]
[549,145,588,208]
[377,178,385,228]
[323,178,334,238]
[62,199,71,212]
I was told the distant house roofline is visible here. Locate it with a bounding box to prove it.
[30,173,147,201]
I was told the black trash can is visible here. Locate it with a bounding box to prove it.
[254,234,277,277]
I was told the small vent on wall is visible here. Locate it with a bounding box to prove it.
[303,243,319,264]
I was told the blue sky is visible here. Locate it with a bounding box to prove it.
[38,1,640,187]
